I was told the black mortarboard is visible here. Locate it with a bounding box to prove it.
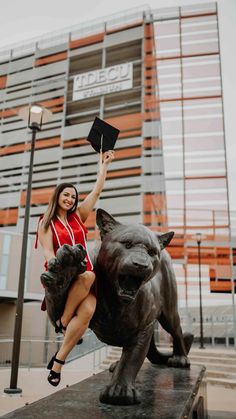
[87,117,120,153]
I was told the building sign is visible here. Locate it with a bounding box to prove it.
[73,63,133,101]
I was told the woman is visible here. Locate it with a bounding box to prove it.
[38,150,114,386]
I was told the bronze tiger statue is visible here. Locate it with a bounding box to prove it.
[41,209,193,405]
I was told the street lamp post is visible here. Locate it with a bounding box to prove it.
[195,232,205,349]
[4,105,52,394]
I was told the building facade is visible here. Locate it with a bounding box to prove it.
[0,2,235,310]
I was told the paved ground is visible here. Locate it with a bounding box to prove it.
[207,386,236,418]
[0,353,100,416]
[0,347,236,417]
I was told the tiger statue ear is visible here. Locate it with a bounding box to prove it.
[158,231,174,250]
[96,209,121,240]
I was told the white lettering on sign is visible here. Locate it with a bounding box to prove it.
[73,63,133,101]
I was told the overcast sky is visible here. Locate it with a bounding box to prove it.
[0,0,235,211]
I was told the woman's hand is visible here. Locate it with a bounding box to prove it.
[102,150,115,166]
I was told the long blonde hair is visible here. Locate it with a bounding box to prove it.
[42,183,78,230]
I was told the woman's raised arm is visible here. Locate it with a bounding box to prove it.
[77,150,114,223]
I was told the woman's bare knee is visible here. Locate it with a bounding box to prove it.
[78,271,95,292]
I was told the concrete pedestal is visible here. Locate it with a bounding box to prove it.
[2,364,207,419]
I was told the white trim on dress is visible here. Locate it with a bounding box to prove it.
[72,215,93,270]
[56,215,75,245]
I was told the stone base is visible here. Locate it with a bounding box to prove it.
[2,364,207,419]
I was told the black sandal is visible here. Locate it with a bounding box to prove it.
[55,319,66,334]
[47,352,65,387]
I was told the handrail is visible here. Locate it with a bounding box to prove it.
[0,330,108,369]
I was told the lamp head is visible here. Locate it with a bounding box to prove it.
[28,105,44,130]
[196,233,202,244]
[195,232,202,244]
[18,105,53,131]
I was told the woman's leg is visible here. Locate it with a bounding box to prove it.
[60,271,95,327]
[50,292,96,377]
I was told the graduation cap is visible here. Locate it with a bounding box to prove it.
[87,117,120,154]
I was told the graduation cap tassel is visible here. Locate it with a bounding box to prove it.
[99,134,104,171]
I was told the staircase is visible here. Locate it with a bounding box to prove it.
[99,345,236,389]
[190,347,236,389]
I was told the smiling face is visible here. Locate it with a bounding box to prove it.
[57,187,77,213]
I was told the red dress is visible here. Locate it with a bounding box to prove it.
[35,211,93,311]
[50,211,93,271]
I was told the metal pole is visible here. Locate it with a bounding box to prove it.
[197,238,205,349]
[4,128,37,394]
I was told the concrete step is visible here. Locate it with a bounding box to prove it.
[190,350,236,360]
[205,370,236,380]
[110,346,236,359]
[189,351,236,362]
[109,347,121,353]
[206,377,236,389]
[208,412,236,419]
[191,360,236,374]
[101,355,121,361]
[101,351,236,368]
[189,355,236,365]
[105,352,236,367]
[154,348,236,360]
